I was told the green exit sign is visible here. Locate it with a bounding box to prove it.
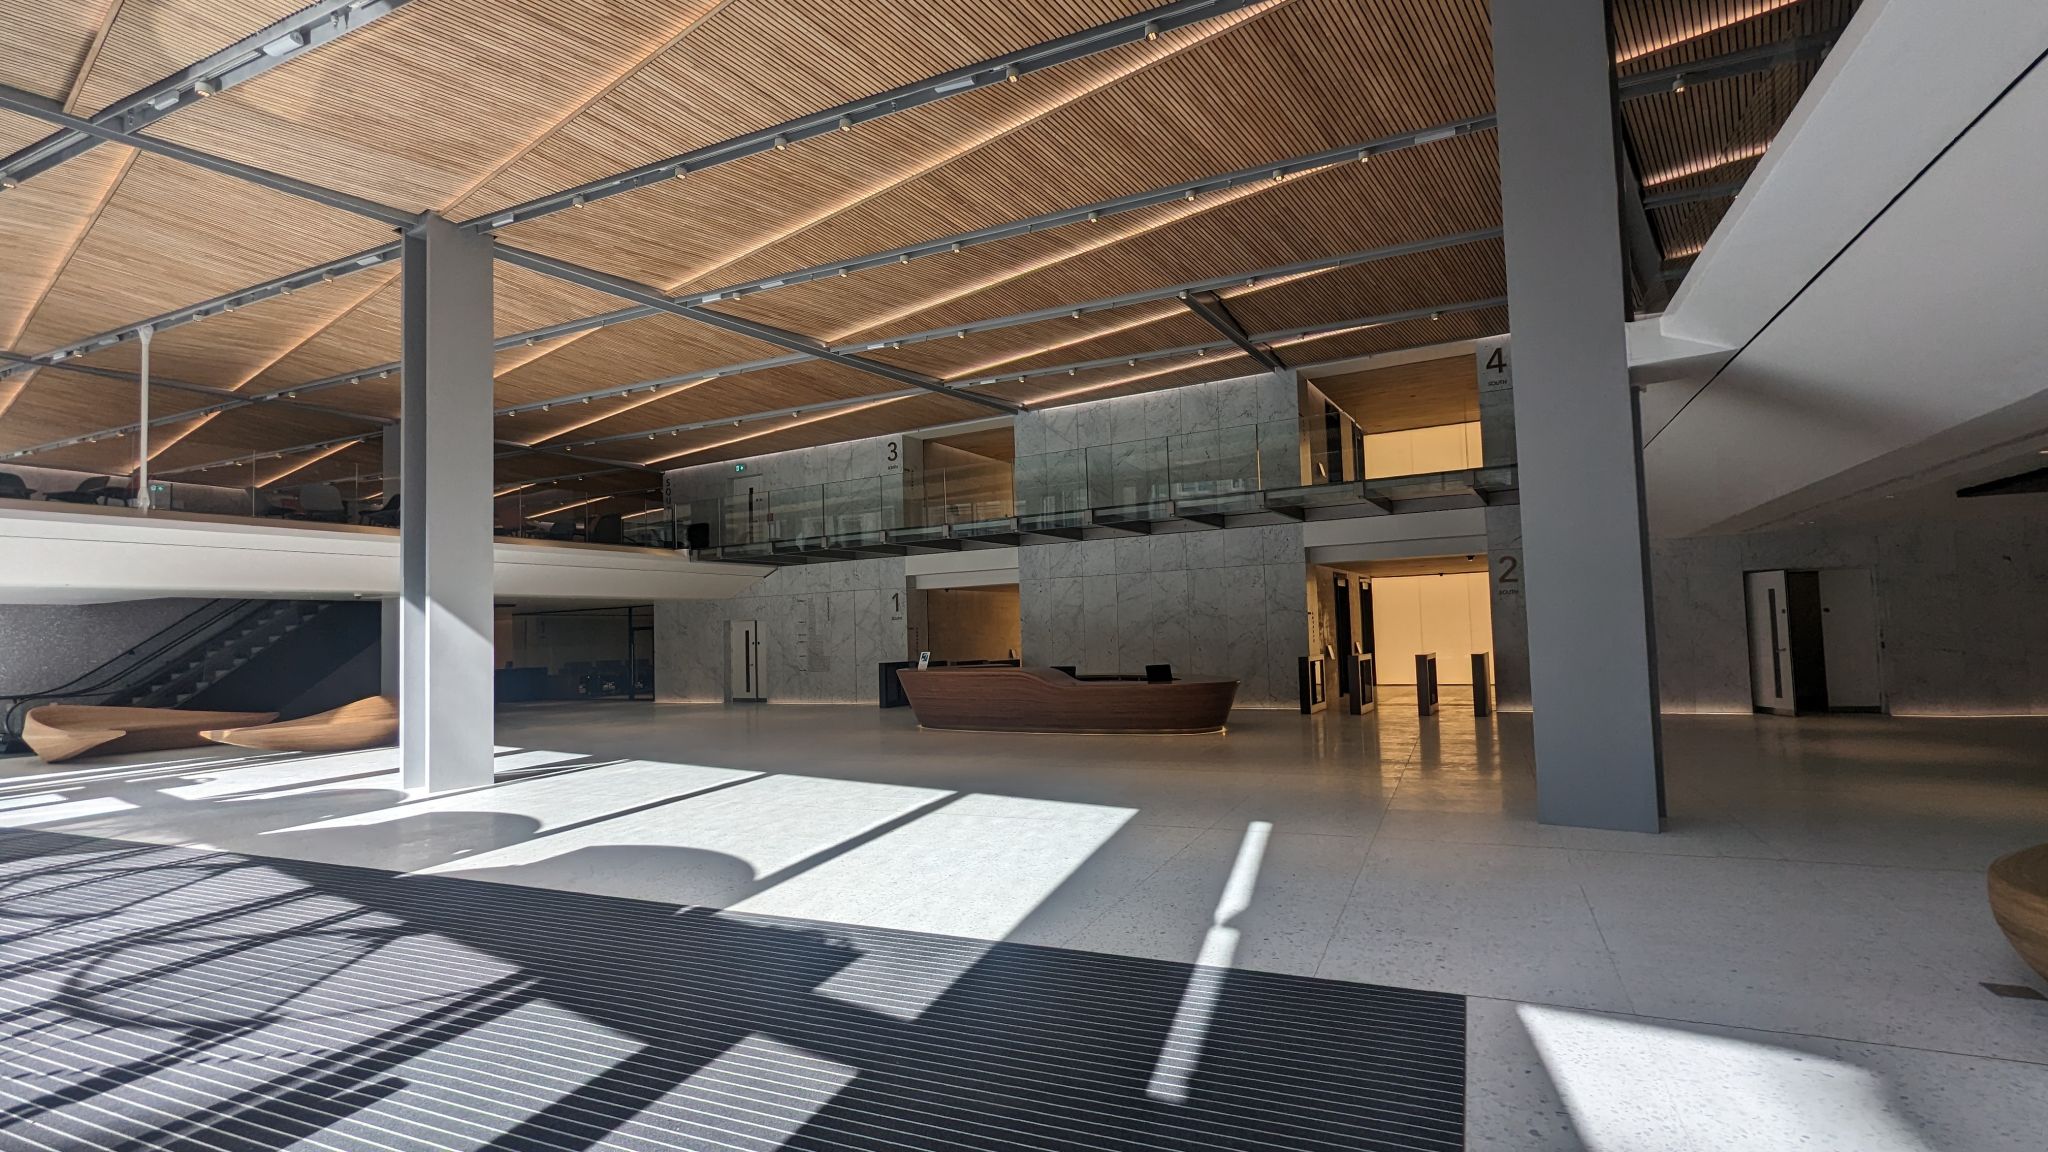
[731,462,747,473]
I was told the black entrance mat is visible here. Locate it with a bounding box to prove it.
[0,828,1464,1151]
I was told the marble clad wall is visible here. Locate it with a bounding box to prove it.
[654,558,912,704]
[1651,509,2048,716]
[1013,371,1302,512]
[1017,527,1309,708]
[1011,371,1312,708]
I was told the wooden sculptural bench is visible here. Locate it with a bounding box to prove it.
[201,696,398,753]
[22,704,278,764]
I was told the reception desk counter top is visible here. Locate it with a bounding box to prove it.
[895,666,1237,734]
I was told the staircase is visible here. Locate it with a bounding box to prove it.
[1,599,376,750]
[106,602,334,710]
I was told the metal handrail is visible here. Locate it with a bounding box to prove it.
[1,598,260,744]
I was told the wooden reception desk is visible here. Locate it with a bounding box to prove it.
[895,666,1237,734]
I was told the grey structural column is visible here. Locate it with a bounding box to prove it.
[1492,0,1664,831]
[379,425,402,697]
[399,214,496,793]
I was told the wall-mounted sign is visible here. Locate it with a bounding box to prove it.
[883,439,902,474]
[731,462,748,474]
[1477,336,1512,393]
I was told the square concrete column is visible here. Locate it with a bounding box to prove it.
[380,426,401,697]
[399,215,495,793]
[1493,0,1664,831]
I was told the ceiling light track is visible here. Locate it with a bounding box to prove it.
[0,0,411,188]
[0,36,1826,462]
[0,83,415,229]
[564,295,1510,453]
[494,244,1025,416]
[459,0,1266,234]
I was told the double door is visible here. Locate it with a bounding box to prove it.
[1744,569,1882,714]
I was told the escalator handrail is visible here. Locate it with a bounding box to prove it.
[1,598,265,738]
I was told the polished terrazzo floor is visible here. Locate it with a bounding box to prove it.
[3,698,2047,1150]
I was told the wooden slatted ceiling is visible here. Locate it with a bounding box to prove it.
[0,0,107,101]
[1612,0,1854,69]
[652,0,1490,297]
[141,0,720,214]
[1312,355,1478,434]
[0,0,1853,477]
[0,107,59,155]
[493,133,1503,444]
[7,154,393,352]
[482,5,1272,289]
[728,134,1501,342]
[65,0,313,117]
[0,146,131,349]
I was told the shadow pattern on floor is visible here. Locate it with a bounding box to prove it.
[0,827,1463,1151]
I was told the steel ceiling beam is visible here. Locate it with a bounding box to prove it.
[568,295,1510,453]
[0,84,415,228]
[494,244,1025,415]
[0,36,1830,457]
[0,243,400,383]
[1642,179,1746,210]
[143,294,1511,474]
[1,35,1821,392]
[1181,290,1286,371]
[497,226,1507,418]
[0,0,412,189]
[0,349,392,426]
[459,0,1268,234]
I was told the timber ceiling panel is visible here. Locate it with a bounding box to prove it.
[1312,354,1479,433]
[7,154,394,351]
[145,0,722,213]
[926,426,1016,461]
[67,0,313,117]
[0,147,132,348]
[0,0,1858,484]
[650,0,1492,298]
[448,0,1167,218]
[719,132,1503,344]
[463,0,1206,287]
[0,0,107,102]
[0,107,59,154]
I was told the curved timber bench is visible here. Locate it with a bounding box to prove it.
[23,704,278,764]
[1989,843,2048,983]
[202,696,398,753]
[896,666,1237,734]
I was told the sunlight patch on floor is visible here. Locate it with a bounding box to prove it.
[1518,1004,1937,1151]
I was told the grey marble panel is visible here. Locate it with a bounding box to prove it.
[1077,538,1117,577]
[1182,527,1229,571]
[1145,533,1188,574]
[1013,413,1045,459]
[1178,380,1222,436]
[1076,399,1116,450]
[1115,570,1189,673]
[1110,536,1150,575]
[1018,579,1053,664]
[1079,574,1120,673]
[1042,407,1082,455]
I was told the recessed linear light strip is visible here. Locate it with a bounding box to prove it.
[565,295,1509,453]
[150,294,1506,479]
[4,217,1499,459]
[0,0,1261,382]
[0,169,1722,465]
[0,0,411,187]
[457,0,1270,234]
[0,39,1822,457]
[494,227,1506,419]
[0,244,401,384]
